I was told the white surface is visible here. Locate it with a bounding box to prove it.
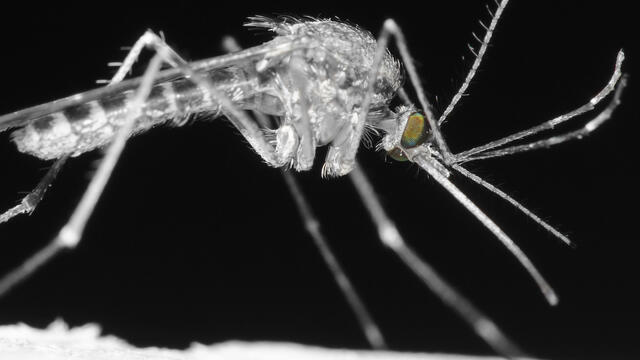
[0,320,528,360]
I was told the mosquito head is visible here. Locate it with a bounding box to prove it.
[379,105,434,162]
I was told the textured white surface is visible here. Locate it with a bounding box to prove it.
[0,320,522,360]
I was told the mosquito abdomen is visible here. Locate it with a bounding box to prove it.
[11,67,263,160]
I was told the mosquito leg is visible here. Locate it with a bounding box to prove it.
[411,154,558,306]
[126,32,298,167]
[0,156,68,224]
[456,50,625,161]
[438,0,509,126]
[0,50,169,298]
[0,32,170,225]
[222,35,386,349]
[349,162,525,358]
[102,30,186,85]
[284,170,387,349]
[451,164,572,247]
[374,19,454,163]
[108,30,294,168]
[286,54,317,170]
[223,39,313,169]
[396,88,412,106]
[460,75,627,163]
[264,116,386,349]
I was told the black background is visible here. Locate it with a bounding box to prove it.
[0,1,637,359]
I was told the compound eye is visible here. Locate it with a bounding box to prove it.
[386,112,430,162]
[387,147,409,162]
[400,112,430,148]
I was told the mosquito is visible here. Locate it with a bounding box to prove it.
[0,0,626,358]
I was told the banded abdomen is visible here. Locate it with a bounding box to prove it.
[11,66,282,160]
